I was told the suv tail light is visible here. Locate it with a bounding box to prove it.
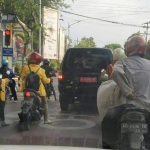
[58,73,63,80]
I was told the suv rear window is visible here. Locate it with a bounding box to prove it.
[66,48,111,69]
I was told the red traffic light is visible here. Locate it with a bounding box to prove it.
[5,30,10,35]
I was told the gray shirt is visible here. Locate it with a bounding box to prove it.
[112,55,150,112]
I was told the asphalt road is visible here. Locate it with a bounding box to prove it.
[0,76,102,148]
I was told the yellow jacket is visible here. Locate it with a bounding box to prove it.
[21,64,50,96]
[0,78,9,101]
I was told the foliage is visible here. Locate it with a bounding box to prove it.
[104,43,122,51]
[75,37,96,48]
[145,40,150,60]
[1,0,69,50]
[50,60,61,71]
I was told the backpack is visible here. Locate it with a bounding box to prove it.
[0,67,9,79]
[25,65,40,91]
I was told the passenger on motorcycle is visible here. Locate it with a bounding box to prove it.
[102,35,150,148]
[41,59,54,78]
[0,59,18,102]
[0,74,10,126]
[21,52,53,124]
[41,59,57,100]
[106,48,126,80]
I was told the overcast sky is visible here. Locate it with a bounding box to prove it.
[59,0,150,47]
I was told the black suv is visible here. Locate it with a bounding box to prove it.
[58,48,112,110]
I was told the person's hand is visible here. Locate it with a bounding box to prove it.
[127,93,136,100]
[101,69,106,75]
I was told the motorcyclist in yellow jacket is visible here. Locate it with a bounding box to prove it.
[21,52,52,124]
[0,74,10,127]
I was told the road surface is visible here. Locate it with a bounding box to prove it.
[0,76,102,148]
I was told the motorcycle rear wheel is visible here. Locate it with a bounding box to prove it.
[23,113,32,131]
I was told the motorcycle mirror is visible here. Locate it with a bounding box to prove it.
[6,70,10,75]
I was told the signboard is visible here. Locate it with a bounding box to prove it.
[43,7,59,59]
[59,28,65,62]
[3,48,13,57]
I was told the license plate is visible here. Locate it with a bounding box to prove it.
[80,77,97,83]
[121,123,148,134]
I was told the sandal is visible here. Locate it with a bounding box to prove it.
[44,120,53,124]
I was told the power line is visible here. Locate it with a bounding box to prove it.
[73,0,150,9]
[60,14,146,24]
[70,7,150,12]
[61,10,149,28]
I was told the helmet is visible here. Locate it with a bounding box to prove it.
[2,59,8,67]
[26,52,43,65]
[43,59,50,65]
[113,48,126,61]
[125,35,147,56]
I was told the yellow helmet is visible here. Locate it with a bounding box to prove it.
[113,48,126,61]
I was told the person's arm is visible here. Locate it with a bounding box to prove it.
[21,66,27,80]
[8,68,15,78]
[4,78,10,84]
[21,66,27,92]
[112,60,134,98]
[41,69,50,84]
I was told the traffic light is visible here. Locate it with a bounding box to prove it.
[5,29,11,47]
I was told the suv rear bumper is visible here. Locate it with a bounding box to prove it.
[58,84,100,104]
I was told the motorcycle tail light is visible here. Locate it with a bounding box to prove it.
[58,73,63,80]
[25,92,31,97]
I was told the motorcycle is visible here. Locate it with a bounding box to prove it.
[18,88,43,131]
[45,72,57,101]
[115,107,149,150]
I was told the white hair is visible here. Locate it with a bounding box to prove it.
[113,48,126,61]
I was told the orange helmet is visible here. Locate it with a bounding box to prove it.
[125,35,147,56]
[26,52,43,65]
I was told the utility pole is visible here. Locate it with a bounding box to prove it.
[143,21,150,42]
[39,0,42,55]
[68,21,81,48]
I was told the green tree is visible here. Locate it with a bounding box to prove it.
[104,43,122,50]
[1,0,69,50]
[75,37,96,48]
[145,40,150,60]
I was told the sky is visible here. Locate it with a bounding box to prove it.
[59,0,150,48]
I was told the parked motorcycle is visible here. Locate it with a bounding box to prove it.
[18,88,43,131]
[115,107,149,150]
